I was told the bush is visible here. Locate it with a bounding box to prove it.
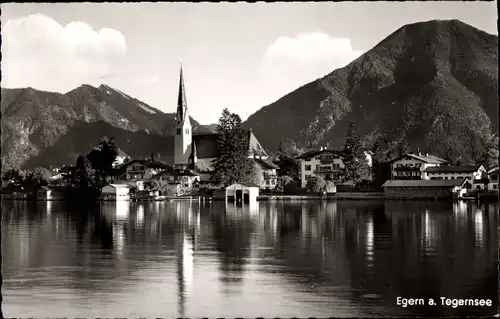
[275,176,294,193]
[306,175,327,193]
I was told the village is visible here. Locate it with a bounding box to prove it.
[2,66,499,203]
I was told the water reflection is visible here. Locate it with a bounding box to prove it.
[365,216,374,265]
[1,200,498,317]
[474,209,484,248]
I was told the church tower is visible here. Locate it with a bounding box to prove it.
[174,63,193,169]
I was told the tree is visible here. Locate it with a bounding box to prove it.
[276,137,300,179]
[477,134,499,169]
[275,176,294,193]
[211,109,255,187]
[2,168,26,189]
[72,155,96,190]
[23,167,52,193]
[342,121,372,183]
[87,136,119,188]
[371,132,398,187]
[306,175,327,193]
[397,137,410,156]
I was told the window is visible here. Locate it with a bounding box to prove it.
[185,128,190,134]
[176,128,181,135]
[305,165,311,171]
[494,184,498,190]
[492,174,498,181]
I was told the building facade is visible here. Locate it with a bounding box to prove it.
[173,65,193,170]
[382,179,467,199]
[423,165,486,182]
[487,167,499,191]
[389,153,449,180]
[296,149,346,188]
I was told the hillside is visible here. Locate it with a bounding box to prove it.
[244,19,498,164]
[1,84,211,169]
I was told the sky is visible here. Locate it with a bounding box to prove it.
[1,2,498,125]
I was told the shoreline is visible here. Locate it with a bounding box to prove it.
[3,192,498,202]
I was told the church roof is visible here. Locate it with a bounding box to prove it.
[193,134,219,158]
[176,64,189,125]
[254,158,279,169]
[192,130,268,159]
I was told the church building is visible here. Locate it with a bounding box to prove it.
[172,65,279,188]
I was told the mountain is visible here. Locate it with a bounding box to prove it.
[1,84,212,170]
[244,19,498,164]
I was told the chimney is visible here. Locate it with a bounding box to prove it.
[425,153,429,157]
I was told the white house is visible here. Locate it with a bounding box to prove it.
[423,165,487,182]
[225,182,260,204]
[110,158,172,182]
[101,184,131,201]
[152,169,200,196]
[253,158,279,190]
[389,153,449,180]
[487,167,499,191]
[296,149,345,188]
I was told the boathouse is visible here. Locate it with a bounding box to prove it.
[101,184,131,201]
[382,179,468,199]
[225,182,260,203]
[37,186,66,201]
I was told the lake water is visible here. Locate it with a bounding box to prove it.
[1,200,498,318]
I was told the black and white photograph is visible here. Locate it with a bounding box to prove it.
[0,1,498,318]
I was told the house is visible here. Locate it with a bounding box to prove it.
[121,181,145,192]
[118,158,172,181]
[101,184,131,201]
[389,153,449,180]
[382,179,468,199]
[152,168,200,196]
[253,158,279,190]
[487,167,499,191]
[423,165,487,184]
[37,186,66,201]
[296,148,345,188]
[171,64,276,187]
[112,148,130,168]
[225,182,260,203]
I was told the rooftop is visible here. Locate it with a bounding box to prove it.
[389,153,450,164]
[424,165,482,173]
[295,149,343,160]
[382,179,467,188]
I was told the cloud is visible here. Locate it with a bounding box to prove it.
[260,31,363,102]
[1,13,127,92]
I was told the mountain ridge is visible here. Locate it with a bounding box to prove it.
[1,83,214,170]
[243,19,498,165]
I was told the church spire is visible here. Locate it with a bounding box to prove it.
[176,61,188,123]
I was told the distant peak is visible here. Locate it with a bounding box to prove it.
[78,84,97,90]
